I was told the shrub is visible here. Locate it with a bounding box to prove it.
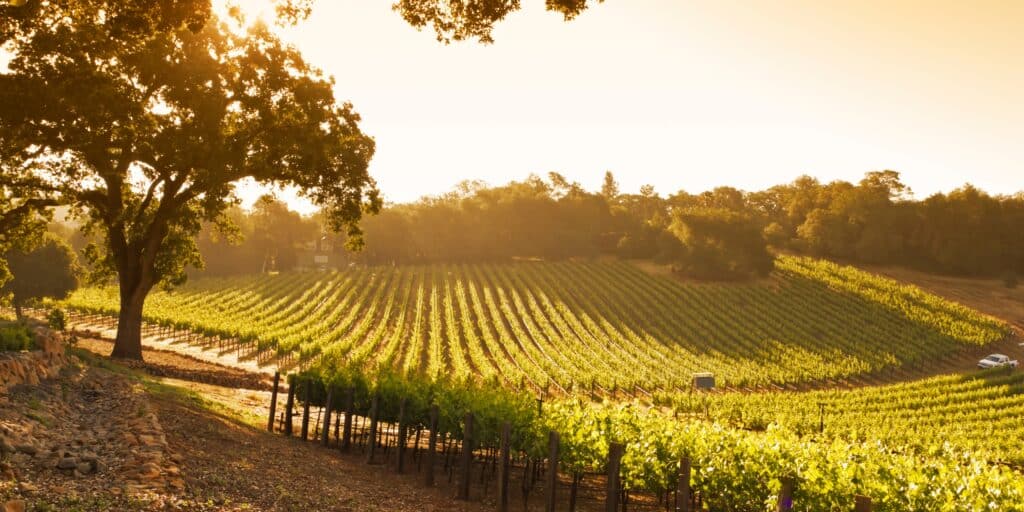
[46,308,67,332]
[0,323,34,352]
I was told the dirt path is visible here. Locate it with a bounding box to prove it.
[152,393,490,512]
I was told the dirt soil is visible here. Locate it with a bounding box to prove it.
[75,337,271,391]
[152,395,490,512]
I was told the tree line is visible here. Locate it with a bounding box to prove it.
[178,170,1022,282]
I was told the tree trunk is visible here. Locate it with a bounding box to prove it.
[111,282,147,360]
[13,300,23,320]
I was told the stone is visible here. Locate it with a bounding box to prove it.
[0,462,16,481]
[137,462,162,480]
[3,500,26,512]
[13,444,36,457]
[56,456,78,470]
[76,461,95,475]
[0,438,14,457]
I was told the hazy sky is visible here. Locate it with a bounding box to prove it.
[217,1,1022,210]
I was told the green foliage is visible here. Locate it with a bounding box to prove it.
[393,0,603,43]
[0,322,33,351]
[63,257,1008,389]
[669,207,775,280]
[1,234,79,314]
[2,0,380,356]
[47,308,67,332]
[290,362,1024,510]
[657,367,1024,467]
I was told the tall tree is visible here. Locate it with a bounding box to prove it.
[600,171,620,203]
[0,2,379,359]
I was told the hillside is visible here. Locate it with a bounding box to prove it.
[63,256,1008,391]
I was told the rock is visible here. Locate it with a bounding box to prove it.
[56,456,78,470]
[169,477,186,491]
[13,444,36,457]
[3,500,26,512]
[0,462,15,481]
[76,461,95,475]
[0,438,14,457]
[137,462,161,480]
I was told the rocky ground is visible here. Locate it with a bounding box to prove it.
[0,357,183,511]
[0,344,491,511]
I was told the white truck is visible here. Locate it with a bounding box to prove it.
[977,354,1019,369]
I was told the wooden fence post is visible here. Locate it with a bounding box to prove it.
[457,412,474,500]
[300,379,311,441]
[677,457,691,512]
[321,386,333,447]
[776,478,794,512]
[855,495,872,512]
[425,405,440,487]
[396,397,408,473]
[283,377,295,437]
[366,393,380,464]
[606,443,624,512]
[267,371,280,433]
[341,387,354,451]
[498,422,511,512]
[545,431,560,512]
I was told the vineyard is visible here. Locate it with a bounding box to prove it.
[660,366,1024,465]
[57,256,1024,510]
[63,256,1009,391]
[255,366,1024,512]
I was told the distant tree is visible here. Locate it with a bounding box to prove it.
[2,235,78,319]
[601,171,620,203]
[0,163,53,287]
[669,208,774,280]
[1,2,380,359]
[251,196,319,272]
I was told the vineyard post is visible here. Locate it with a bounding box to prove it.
[397,397,408,473]
[606,443,624,512]
[776,478,794,512]
[498,422,511,512]
[457,412,474,500]
[676,457,691,512]
[341,387,354,451]
[321,385,333,447]
[854,495,872,512]
[818,402,826,433]
[300,379,311,441]
[267,371,280,433]
[366,393,380,464]
[544,431,560,512]
[283,377,295,437]
[424,405,440,487]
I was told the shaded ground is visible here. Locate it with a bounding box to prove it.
[152,394,491,512]
[75,337,270,391]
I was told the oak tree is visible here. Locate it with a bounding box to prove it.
[1,1,379,359]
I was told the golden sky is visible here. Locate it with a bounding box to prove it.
[173,1,1024,209]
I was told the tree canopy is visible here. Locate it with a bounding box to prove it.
[1,0,379,358]
[183,171,1022,281]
